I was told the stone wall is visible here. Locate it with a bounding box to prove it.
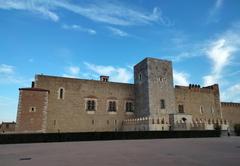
[0,122,16,133]
[15,88,49,133]
[34,75,135,133]
[221,102,240,129]
[134,58,176,119]
[175,84,222,123]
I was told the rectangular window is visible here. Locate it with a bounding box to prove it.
[126,102,134,112]
[160,99,165,109]
[178,105,184,113]
[86,100,96,111]
[108,101,117,112]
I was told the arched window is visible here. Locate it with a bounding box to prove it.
[58,88,65,99]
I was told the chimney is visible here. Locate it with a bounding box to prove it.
[100,76,109,82]
[31,81,35,88]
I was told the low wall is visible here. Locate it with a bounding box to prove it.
[0,130,220,144]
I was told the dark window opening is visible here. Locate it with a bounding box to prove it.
[59,88,64,99]
[86,100,96,111]
[6,124,9,129]
[160,99,165,109]
[108,101,116,112]
[178,105,184,113]
[139,73,142,81]
[126,102,134,112]
[182,117,187,122]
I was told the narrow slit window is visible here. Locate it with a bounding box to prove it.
[59,88,64,99]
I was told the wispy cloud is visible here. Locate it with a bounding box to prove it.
[84,62,132,83]
[62,24,96,35]
[221,83,240,102]
[203,25,240,86]
[63,66,80,78]
[107,26,128,37]
[0,64,14,74]
[173,70,189,86]
[0,64,30,85]
[207,0,224,23]
[0,0,59,22]
[0,0,171,26]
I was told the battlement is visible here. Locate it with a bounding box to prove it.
[175,84,219,93]
[221,102,240,107]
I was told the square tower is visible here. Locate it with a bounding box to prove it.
[134,58,176,117]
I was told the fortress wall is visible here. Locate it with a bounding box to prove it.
[221,102,240,129]
[175,84,222,122]
[15,88,49,133]
[35,75,135,132]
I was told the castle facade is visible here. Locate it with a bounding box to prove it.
[15,58,240,133]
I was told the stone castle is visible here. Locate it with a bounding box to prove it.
[15,58,240,133]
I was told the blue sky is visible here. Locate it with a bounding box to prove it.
[0,0,240,122]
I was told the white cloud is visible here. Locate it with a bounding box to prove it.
[107,26,128,37]
[0,64,14,74]
[62,24,96,35]
[68,66,80,75]
[0,0,59,22]
[0,64,24,84]
[0,0,171,26]
[221,83,240,102]
[63,66,80,78]
[173,70,189,86]
[203,29,240,86]
[84,62,132,83]
[53,1,168,26]
[0,64,35,86]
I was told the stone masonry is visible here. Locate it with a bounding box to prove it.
[15,57,239,133]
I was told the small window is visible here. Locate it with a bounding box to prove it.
[138,73,142,81]
[114,120,117,125]
[53,120,56,127]
[178,104,184,113]
[86,100,96,111]
[200,106,204,114]
[126,102,134,112]
[29,107,36,112]
[108,101,117,112]
[160,99,165,109]
[92,120,95,125]
[107,120,109,125]
[6,124,9,129]
[58,88,65,99]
